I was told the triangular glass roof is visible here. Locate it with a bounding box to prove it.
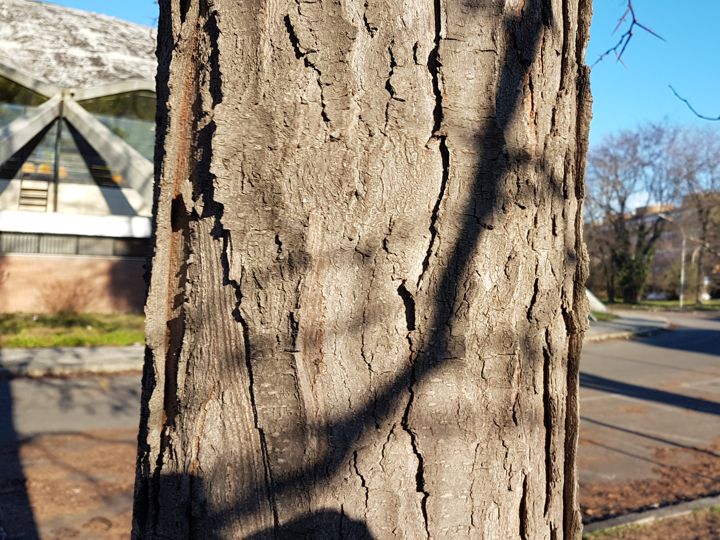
[78,91,155,161]
[0,75,47,129]
[2,118,132,189]
[0,63,155,215]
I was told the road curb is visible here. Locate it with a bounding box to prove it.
[583,494,720,535]
[0,345,144,378]
[0,362,143,378]
[584,325,668,344]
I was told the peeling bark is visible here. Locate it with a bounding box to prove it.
[134,0,592,538]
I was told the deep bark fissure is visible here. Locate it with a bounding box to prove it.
[283,15,304,60]
[417,0,449,290]
[288,311,300,353]
[417,138,449,289]
[283,13,330,126]
[519,473,529,540]
[362,0,376,37]
[401,384,430,539]
[397,281,416,331]
[398,281,429,537]
[542,338,553,517]
[558,0,571,93]
[352,450,370,514]
[220,232,281,534]
[527,276,540,321]
[383,43,398,131]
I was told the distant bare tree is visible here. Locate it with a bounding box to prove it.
[586,124,681,303]
[670,128,720,302]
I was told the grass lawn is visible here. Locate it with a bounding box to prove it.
[591,311,618,322]
[604,298,720,312]
[0,313,145,348]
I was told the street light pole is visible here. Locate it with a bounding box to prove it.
[679,230,686,308]
[659,213,687,309]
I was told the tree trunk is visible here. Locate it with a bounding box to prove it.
[133,0,592,538]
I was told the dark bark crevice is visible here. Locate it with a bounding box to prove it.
[417,137,449,289]
[362,0,377,37]
[519,473,529,540]
[352,450,370,515]
[417,0,449,290]
[219,230,280,534]
[383,43,398,132]
[542,336,553,518]
[397,281,416,332]
[283,14,330,126]
[527,274,540,322]
[400,388,430,539]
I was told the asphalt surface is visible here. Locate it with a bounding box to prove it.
[0,374,141,443]
[579,311,720,484]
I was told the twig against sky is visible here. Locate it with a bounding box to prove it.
[592,0,664,67]
[669,86,720,121]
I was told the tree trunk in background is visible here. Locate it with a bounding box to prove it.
[133,0,592,537]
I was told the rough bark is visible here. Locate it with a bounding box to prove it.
[133,0,592,538]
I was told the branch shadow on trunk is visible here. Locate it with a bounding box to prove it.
[223,5,547,533]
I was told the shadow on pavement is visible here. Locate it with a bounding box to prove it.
[581,416,720,458]
[640,326,720,357]
[0,374,140,539]
[580,373,720,415]
[580,438,717,481]
[0,377,39,539]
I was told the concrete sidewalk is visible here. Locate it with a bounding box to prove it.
[0,345,144,377]
[585,311,669,343]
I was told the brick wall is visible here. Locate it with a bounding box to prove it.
[0,254,146,313]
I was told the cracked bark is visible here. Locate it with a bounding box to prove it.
[134,0,592,538]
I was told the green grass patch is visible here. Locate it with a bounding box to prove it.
[592,311,618,322]
[0,313,145,348]
[603,298,720,311]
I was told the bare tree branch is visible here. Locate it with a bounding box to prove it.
[669,85,720,121]
[593,0,664,67]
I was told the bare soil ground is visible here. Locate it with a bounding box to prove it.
[0,429,135,540]
[581,440,720,523]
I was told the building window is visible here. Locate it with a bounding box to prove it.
[0,232,148,257]
[39,234,78,254]
[1,232,39,253]
[78,236,114,256]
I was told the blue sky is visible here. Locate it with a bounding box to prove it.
[50,0,719,148]
[588,0,720,146]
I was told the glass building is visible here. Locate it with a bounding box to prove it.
[0,0,156,312]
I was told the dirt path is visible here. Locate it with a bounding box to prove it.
[0,429,135,540]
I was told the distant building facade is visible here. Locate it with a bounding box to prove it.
[587,194,720,302]
[0,0,156,312]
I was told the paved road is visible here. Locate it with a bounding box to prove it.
[0,373,141,443]
[579,311,720,485]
